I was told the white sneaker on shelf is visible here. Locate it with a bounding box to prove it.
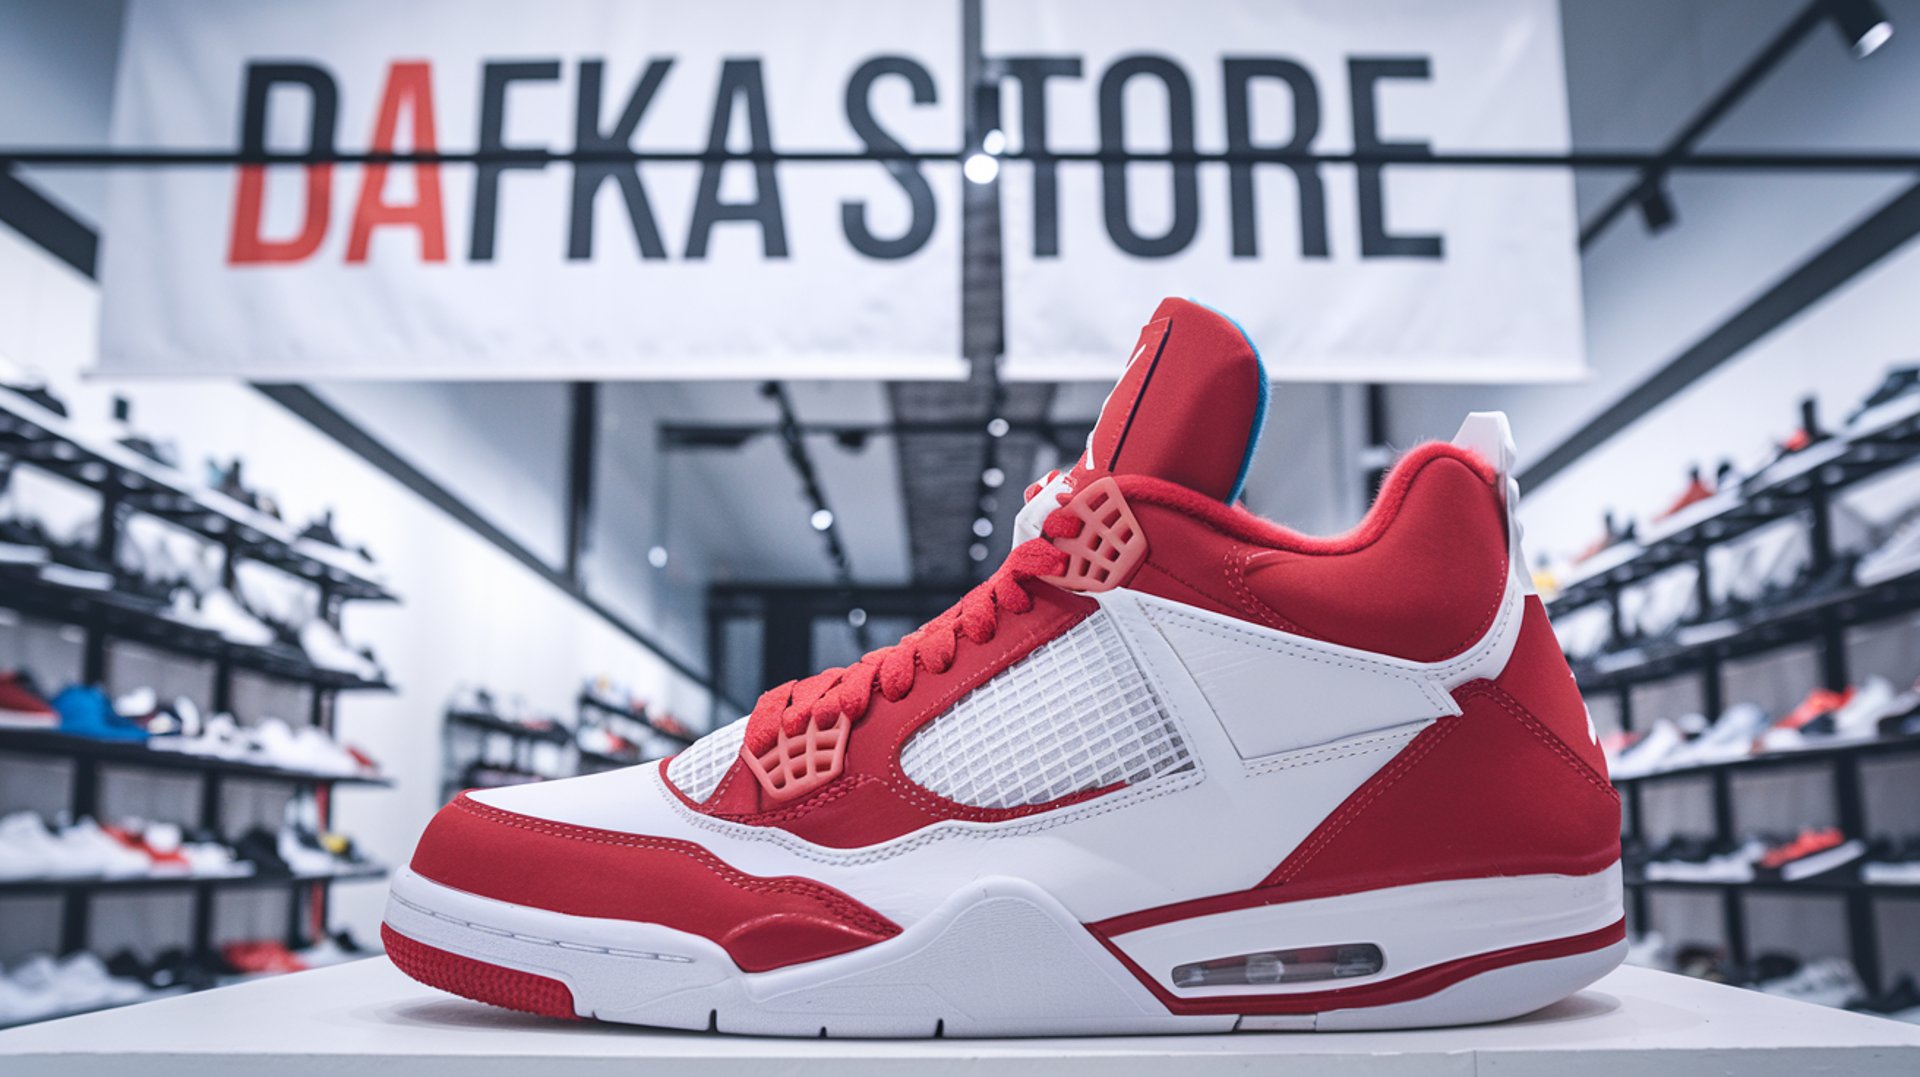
[1757,958,1866,1009]
[0,964,62,1025]
[292,724,358,777]
[198,587,278,647]
[1825,677,1900,744]
[1610,718,1687,779]
[57,818,150,879]
[1661,703,1770,770]
[298,618,372,679]
[0,812,70,880]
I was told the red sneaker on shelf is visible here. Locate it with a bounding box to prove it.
[0,671,58,730]
[384,298,1623,1035]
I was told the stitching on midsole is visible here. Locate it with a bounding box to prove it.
[391,890,695,964]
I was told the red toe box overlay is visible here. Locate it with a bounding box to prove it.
[409,793,900,972]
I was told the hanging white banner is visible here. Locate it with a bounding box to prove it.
[990,0,1585,383]
[97,0,1582,382]
[99,0,966,380]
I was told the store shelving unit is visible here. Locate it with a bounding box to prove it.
[0,867,387,899]
[0,728,393,787]
[577,691,695,755]
[0,386,396,970]
[437,692,692,799]
[1548,395,1920,994]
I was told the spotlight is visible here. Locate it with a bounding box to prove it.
[981,128,1008,155]
[848,607,868,628]
[972,517,994,538]
[1636,182,1676,234]
[810,509,835,531]
[982,466,1005,488]
[986,417,1010,438]
[647,545,668,568]
[964,153,1000,184]
[968,542,990,562]
[1829,0,1893,58]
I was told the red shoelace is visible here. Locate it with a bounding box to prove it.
[741,495,1083,755]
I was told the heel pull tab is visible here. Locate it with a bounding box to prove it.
[1452,412,1531,596]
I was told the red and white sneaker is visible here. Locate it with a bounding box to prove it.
[384,298,1623,1036]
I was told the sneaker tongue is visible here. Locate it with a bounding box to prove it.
[1077,297,1267,502]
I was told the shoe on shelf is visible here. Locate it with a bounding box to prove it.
[233,828,292,877]
[1756,957,1866,1010]
[38,542,117,592]
[152,710,246,760]
[180,827,252,878]
[0,357,68,417]
[1609,717,1687,779]
[1861,836,1920,885]
[298,619,377,681]
[1660,703,1770,770]
[196,587,278,647]
[52,685,149,743]
[0,671,58,731]
[278,825,343,876]
[56,817,151,879]
[0,811,97,880]
[1653,466,1715,523]
[8,952,149,1016]
[1756,687,1855,753]
[1654,836,1765,883]
[1858,513,1920,587]
[1756,827,1867,882]
[103,822,192,877]
[221,940,308,976]
[382,298,1626,1036]
[1846,365,1920,434]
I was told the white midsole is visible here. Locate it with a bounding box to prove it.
[383,862,1623,1036]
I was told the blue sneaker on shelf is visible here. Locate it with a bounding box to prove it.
[53,685,149,742]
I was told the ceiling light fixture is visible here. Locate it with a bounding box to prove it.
[986,417,1010,438]
[647,545,668,568]
[1636,181,1676,234]
[982,466,1005,488]
[810,509,835,531]
[964,152,1000,184]
[1830,0,1894,58]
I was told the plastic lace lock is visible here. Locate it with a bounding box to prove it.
[1038,475,1148,593]
[742,711,850,802]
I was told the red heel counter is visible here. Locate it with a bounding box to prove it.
[1496,596,1610,780]
[1263,598,1620,897]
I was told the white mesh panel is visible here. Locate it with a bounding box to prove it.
[665,715,747,803]
[899,612,1188,809]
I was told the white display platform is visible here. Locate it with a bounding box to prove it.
[2,958,1917,1076]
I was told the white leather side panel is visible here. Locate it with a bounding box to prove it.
[1142,601,1456,760]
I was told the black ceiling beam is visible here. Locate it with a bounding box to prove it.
[658,417,1091,447]
[10,147,1920,170]
[760,381,856,588]
[0,165,95,277]
[1577,0,1832,250]
[562,382,597,583]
